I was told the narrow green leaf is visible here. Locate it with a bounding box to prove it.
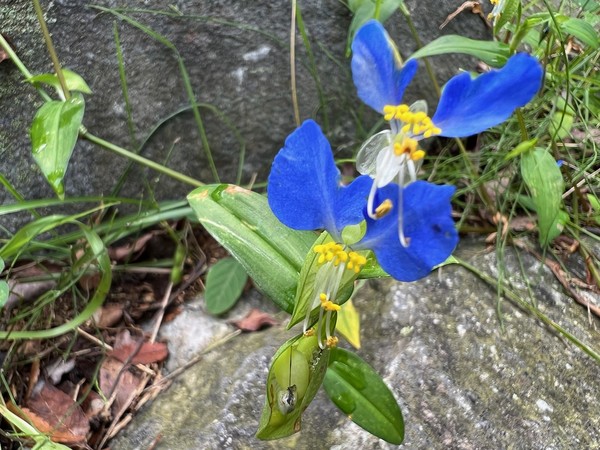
[0,282,7,308]
[346,0,404,56]
[28,68,92,94]
[204,257,248,315]
[504,138,538,161]
[521,147,565,246]
[187,185,316,313]
[409,36,510,67]
[493,0,519,34]
[324,348,404,444]
[30,93,85,199]
[257,332,330,440]
[561,18,600,49]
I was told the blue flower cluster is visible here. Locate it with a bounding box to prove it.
[267,20,542,291]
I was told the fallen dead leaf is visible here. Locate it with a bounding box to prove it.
[108,231,159,262]
[17,381,90,445]
[93,303,124,328]
[99,357,143,414]
[229,308,278,332]
[110,341,169,365]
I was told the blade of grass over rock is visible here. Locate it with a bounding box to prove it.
[324,348,404,444]
[409,35,511,67]
[188,184,316,313]
[94,6,219,182]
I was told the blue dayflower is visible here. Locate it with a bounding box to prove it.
[268,120,458,345]
[351,19,543,220]
[268,119,372,242]
[358,181,458,281]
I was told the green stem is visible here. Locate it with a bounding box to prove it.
[373,0,383,21]
[515,108,528,141]
[455,257,600,363]
[80,128,204,187]
[0,34,52,102]
[32,0,71,100]
[400,5,441,96]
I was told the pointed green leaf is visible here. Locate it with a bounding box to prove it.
[28,68,92,94]
[324,348,404,444]
[30,93,85,199]
[257,332,330,440]
[409,35,510,67]
[204,257,248,315]
[521,147,565,246]
[561,18,599,49]
[493,0,519,34]
[187,185,316,313]
[346,0,404,56]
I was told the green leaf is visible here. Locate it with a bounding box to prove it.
[504,138,538,161]
[493,0,520,34]
[30,93,85,199]
[520,147,565,246]
[204,257,248,315]
[28,68,92,94]
[346,1,404,56]
[561,18,600,49]
[409,36,511,67]
[324,348,404,444]
[287,232,358,329]
[550,97,575,141]
[257,332,330,440]
[187,185,316,313]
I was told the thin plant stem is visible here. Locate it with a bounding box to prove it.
[32,0,70,100]
[80,128,204,187]
[290,0,301,126]
[374,0,383,20]
[455,257,600,363]
[0,34,52,102]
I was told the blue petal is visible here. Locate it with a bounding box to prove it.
[267,120,370,239]
[432,53,543,137]
[351,20,418,114]
[357,181,458,281]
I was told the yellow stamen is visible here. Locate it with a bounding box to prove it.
[314,242,347,266]
[319,293,341,312]
[384,103,441,137]
[375,199,393,219]
[347,252,368,273]
[326,336,339,348]
[304,328,315,336]
[411,149,426,161]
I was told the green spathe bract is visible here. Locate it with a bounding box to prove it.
[324,347,404,444]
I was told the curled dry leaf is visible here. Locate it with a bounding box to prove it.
[17,381,90,445]
[99,357,143,414]
[109,341,169,365]
[108,231,158,262]
[229,308,278,332]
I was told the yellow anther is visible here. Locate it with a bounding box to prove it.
[375,199,393,219]
[304,328,315,336]
[314,242,349,266]
[326,336,339,348]
[383,105,396,121]
[411,149,426,161]
[347,252,367,273]
[490,0,499,4]
[393,137,418,156]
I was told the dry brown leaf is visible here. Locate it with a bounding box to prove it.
[93,303,124,328]
[109,341,169,365]
[99,357,143,414]
[19,382,89,445]
[108,231,158,262]
[229,308,278,331]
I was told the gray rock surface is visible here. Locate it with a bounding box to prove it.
[113,241,600,449]
[1,0,492,232]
